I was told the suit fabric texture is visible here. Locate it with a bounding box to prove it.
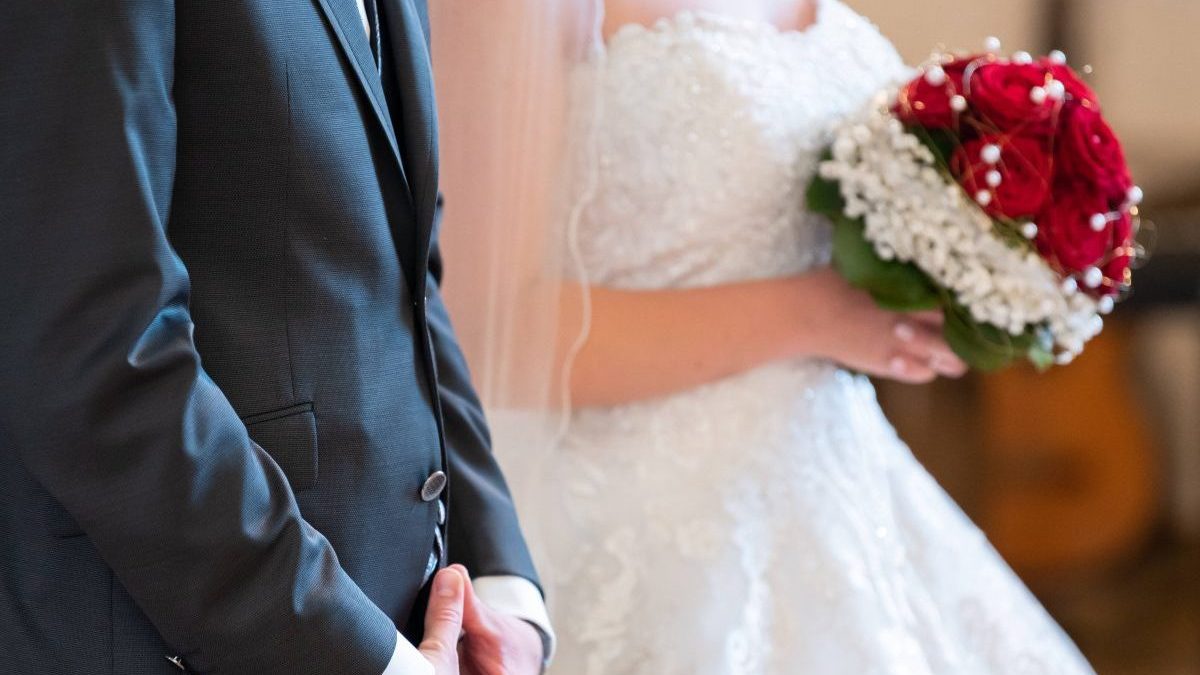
[0,1,538,673]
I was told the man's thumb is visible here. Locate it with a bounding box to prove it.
[419,567,466,660]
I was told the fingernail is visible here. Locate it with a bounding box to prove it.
[894,322,915,343]
[889,356,907,374]
[436,568,462,598]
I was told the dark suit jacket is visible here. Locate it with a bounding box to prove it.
[0,1,538,673]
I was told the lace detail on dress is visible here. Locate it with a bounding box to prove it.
[571,1,910,290]
[502,3,1098,674]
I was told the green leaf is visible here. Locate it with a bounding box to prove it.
[831,216,940,312]
[1027,343,1055,371]
[910,126,957,165]
[941,306,1021,371]
[870,282,942,313]
[830,216,881,284]
[806,174,845,217]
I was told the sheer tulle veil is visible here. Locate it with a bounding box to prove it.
[429,0,604,530]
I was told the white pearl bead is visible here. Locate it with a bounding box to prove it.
[1012,50,1034,65]
[1098,295,1115,314]
[1049,49,1068,65]
[924,65,947,86]
[1046,79,1066,100]
[1061,277,1079,294]
[1089,213,1108,231]
[975,190,993,206]
[1127,185,1144,205]
[981,144,1002,164]
[984,36,1002,53]
[985,170,1003,187]
[950,95,968,112]
[1029,86,1048,105]
[1021,222,1039,239]
[1083,266,1104,288]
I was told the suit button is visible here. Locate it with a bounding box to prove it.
[436,499,446,525]
[420,471,447,502]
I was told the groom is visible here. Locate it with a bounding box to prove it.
[0,1,551,673]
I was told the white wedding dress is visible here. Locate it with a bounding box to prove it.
[511,2,1097,673]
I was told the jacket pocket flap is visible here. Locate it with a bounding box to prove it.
[244,403,318,492]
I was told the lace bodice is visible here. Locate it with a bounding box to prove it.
[574,1,911,289]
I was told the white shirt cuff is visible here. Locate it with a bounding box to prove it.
[381,630,433,675]
[472,575,557,661]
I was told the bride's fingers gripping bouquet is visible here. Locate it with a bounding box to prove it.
[808,39,1146,371]
[805,267,968,384]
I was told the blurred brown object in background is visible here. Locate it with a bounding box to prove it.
[976,320,1159,582]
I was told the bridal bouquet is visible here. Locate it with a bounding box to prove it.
[807,41,1143,370]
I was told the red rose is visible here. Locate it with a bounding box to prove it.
[1041,60,1101,110]
[968,62,1056,132]
[953,136,1053,219]
[894,57,974,128]
[1055,102,1132,204]
[1035,189,1117,278]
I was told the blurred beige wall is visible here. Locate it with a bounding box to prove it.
[1071,0,1200,200]
[845,0,1200,200]
[843,0,1045,64]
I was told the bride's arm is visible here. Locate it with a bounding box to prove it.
[562,267,966,407]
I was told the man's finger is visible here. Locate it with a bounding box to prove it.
[454,564,489,635]
[420,567,466,659]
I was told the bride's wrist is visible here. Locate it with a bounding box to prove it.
[783,268,839,361]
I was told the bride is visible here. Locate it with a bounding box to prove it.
[434,0,1096,673]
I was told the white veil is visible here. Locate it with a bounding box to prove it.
[430,1,604,487]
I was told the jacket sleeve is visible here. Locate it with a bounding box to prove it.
[425,198,542,590]
[0,3,397,673]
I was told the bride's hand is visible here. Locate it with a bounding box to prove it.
[802,267,967,384]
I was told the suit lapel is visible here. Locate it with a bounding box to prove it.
[313,0,411,197]
[379,0,439,281]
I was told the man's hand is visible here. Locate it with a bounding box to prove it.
[419,567,468,674]
[452,565,545,675]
